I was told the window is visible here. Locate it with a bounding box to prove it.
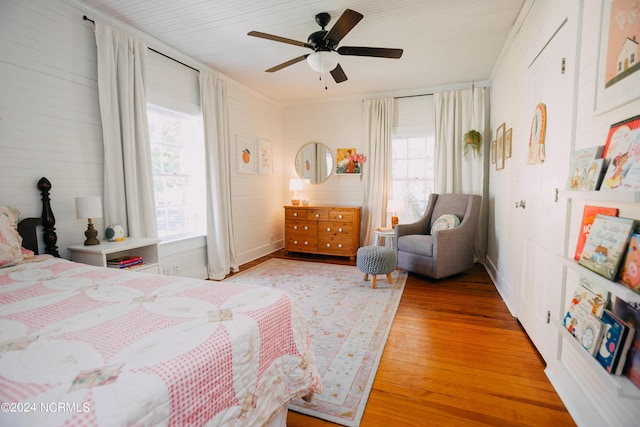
[148,106,206,240]
[391,135,435,223]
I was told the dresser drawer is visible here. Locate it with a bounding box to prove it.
[318,236,353,254]
[306,208,329,221]
[318,221,352,237]
[286,208,308,220]
[286,235,317,252]
[286,220,317,236]
[329,210,354,222]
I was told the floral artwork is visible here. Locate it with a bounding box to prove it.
[257,138,272,175]
[336,148,365,174]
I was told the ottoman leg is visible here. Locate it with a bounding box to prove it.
[386,273,393,284]
[371,275,377,289]
[363,273,369,281]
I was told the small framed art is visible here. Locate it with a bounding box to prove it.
[505,128,512,159]
[496,123,506,171]
[236,135,255,174]
[257,138,273,175]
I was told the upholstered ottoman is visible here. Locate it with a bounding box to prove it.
[356,246,397,289]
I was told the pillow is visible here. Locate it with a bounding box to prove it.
[430,213,461,234]
[0,206,25,268]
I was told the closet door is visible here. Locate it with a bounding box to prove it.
[516,16,574,362]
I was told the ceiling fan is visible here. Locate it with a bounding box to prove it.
[248,9,403,84]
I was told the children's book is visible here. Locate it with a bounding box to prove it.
[601,128,640,191]
[612,298,640,388]
[565,146,606,191]
[578,215,635,280]
[597,309,635,374]
[563,276,609,356]
[620,233,640,294]
[574,205,619,261]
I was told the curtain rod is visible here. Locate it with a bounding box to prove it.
[394,93,433,99]
[82,15,200,73]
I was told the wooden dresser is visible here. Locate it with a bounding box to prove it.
[284,206,361,260]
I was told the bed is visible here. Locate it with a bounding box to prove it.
[0,178,320,426]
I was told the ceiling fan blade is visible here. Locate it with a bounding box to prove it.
[265,55,309,72]
[248,31,313,49]
[330,64,348,83]
[337,46,403,59]
[323,9,363,44]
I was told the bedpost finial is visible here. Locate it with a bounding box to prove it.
[38,177,51,192]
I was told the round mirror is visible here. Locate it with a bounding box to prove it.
[295,142,334,184]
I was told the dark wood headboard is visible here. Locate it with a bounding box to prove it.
[17,177,60,257]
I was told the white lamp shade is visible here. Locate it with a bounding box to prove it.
[75,196,102,219]
[306,51,340,73]
[289,179,304,192]
[386,200,405,214]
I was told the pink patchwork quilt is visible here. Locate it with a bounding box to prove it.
[0,257,320,426]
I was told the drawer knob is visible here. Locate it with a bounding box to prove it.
[338,214,343,219]
[304,241,309,245]
[293,225,298,230]
[315,213,320,218]
[338,228,343,232]
[304,226,308,230]
[294,212,298,217]
[338,244,343,248]
[326,227,331,232]
[293,240,298,244]
[326,243,331,247]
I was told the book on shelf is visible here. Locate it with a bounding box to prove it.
[620,233,640,294]
[597,309,636,375]
[600,123,640,191]
[578,214,635,280]
[565,146,606,191]
[574,205,619,261]
[612,298,640,388]
[107,255,143,268]
[563,276,609,356]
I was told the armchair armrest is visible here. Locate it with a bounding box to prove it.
[395,215,430,238]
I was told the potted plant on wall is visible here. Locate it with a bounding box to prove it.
[464,129,482,158]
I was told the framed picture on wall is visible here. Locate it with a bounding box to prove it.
[491,140,497,164]
[505,127,513,159]
[236,134,255,174]
[594,0,640,114]
[496,123,506,171]
[336,147,362,174]
[257,138,273,175]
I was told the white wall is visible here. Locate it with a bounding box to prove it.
[0,0,284,274]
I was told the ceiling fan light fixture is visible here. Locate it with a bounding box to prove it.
[306,50,339,73]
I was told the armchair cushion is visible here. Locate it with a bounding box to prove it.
[398,235,434,257]
[430,214,460,233]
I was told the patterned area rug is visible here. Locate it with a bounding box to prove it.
[223,258,407,427]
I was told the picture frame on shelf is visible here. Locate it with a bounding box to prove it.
[236,134,255,175]
[594,0,640,114]
[257,138,273,175]
[496,123,505,171]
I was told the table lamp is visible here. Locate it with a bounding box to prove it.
[386,199,404,229]
[75,196,102,246]
[289,178,304,205]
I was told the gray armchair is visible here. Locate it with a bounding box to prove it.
[395,193,482,279]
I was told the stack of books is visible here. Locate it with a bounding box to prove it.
[107,255,143,269]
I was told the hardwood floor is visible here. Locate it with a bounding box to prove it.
[237,251,576,427]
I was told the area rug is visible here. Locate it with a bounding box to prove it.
[222,258,407,427]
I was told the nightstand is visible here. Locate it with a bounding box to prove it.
[67,237,160,274]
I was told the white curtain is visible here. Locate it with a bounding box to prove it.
[200,71,239,279]
[94,22,157,238]
[434,86,488,259]
[362,98,394,246]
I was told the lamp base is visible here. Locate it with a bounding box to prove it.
[84,222,100,246]
[291,199,301,206]
[391,215,399,229]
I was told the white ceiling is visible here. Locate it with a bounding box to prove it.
[77,0,526,105]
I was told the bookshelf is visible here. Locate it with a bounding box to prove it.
[549,190,640,426]
[68,237,160,274]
